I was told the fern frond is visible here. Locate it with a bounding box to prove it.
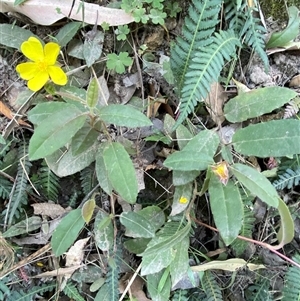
[80,165,96,195]
[284,98,300,119]
[245,277,271,301]
[224,0,248,33]
[38,160,60,201]
[107,255,120,301]
[0,176,13,199]
[6,141,31,226]
[273,167,300,190]
[175,30,240,127]
[241,9,268,69]
[171,289,189,301]
[231,206,255,256]
[201,271,223,301]
[170,0,221,92]
[63,282,85,301]
[282,255,300,301]
[6,283,56,301]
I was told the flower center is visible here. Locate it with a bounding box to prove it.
[37,60,48,71]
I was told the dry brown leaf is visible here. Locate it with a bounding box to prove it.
[32,265,84,278]
[289,74,300,87]
[0,0,134,26]
[31,203,68,219]
[0,100,31,127]
[119,273,151,301]
[204,82,226,126]
[65,237,90,267]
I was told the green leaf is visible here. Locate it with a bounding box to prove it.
[0,24,40,50]
[147,271,171,301]
[276,198,294,249]
[171,182,193,216]
[123,238,151,254]
[230,163,279,208]
[53,141,98,177]
[173,170,200,186]
[71,123,99,156]
[14,0,27,5]
[86,78,99,109]
[175,124,193,150]
[98,104,152,127]
[94,211,114,252]
[106,52,133,74]
[209,176,243,246]
[103,142,138,203]
[164,151,214,171]
[266,6,300,48]
[83,31,104,67]
[137,206,165,231]
[51,209,85,256]
[142,249,175,275]
[28,102,68,125]
[28,103,86,160]
[120,211,157,238]
[224,87,297,122]
[3,216,42,238]
[55,22,82,47]
[164,130,219,171]
[232,119,300,157]
[82,198,95,224]
[95,144,113,195]
[169,236,189,287]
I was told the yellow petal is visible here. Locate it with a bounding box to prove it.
[21,37,44,62]
[27,71,49,91]
[44,42,60,65]
[16,62,38,80]
[47,66,67,86]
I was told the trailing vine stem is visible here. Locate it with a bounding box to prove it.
[192,217,300,269]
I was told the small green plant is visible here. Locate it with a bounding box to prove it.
[106,52,133,74]
[115,25,130,41]
[121,0,171,24]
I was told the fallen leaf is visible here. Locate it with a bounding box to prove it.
[204,82,226,126]
[0,0,134,26]
[0,100,30,127]
[289,74,300,87]
[31,203,68,219]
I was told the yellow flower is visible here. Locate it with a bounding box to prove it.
[16,37,67,92]
[211,161,229,185]
[179,196,188,204]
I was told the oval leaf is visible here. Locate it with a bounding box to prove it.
[230,163,279,208]
[98,104,152,127]
[51,209,85,256]
[28,103,86,160]
[224,87,297,122]
[120,211,156,238]
[103,142,138,203]
[53,141,98,177]
[232,119,300,157]
[55,21,81,47]
[275,198,294,249]
[208,176,243,246]
[82,198,96,224]
[86,77,99,109]
[94,211,114,252]
[164,151,214,171]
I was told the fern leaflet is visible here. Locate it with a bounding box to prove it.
[63,282,85,301]
[245,277,271,301]
[6,140,31,226]
[175,30,240,127]
[273,167,300,190]
[170,0,221,93]
[282,255,300,301]
[38,160,60,201]
[6,283,56,301]
[0,176,13,199]
[231,206,255,256]
[201,271,223,301]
